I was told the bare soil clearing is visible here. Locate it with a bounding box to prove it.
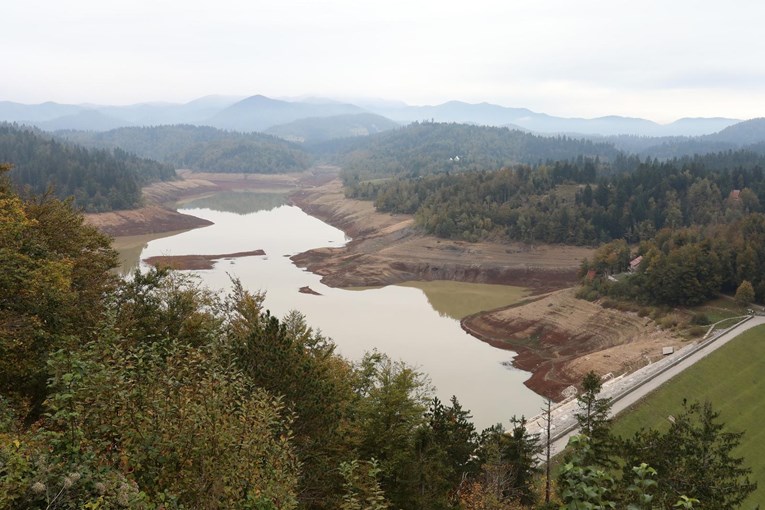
[462,288,682,400]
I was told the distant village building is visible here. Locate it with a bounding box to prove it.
[629,255,643,272]
[729,189,741,201]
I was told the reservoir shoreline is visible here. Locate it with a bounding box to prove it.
[93,169,670,403]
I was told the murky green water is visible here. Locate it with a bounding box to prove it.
[116,191,542,429]
[398,280,531,320]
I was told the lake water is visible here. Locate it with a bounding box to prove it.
[121,192,543,430]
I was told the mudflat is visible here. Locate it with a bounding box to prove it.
[462,288,682,400]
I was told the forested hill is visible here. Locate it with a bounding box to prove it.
[0,123,174,212]
[59,125,311,173]
[348,149,765,245]
[265,112,399,143]
[313,122,620,180]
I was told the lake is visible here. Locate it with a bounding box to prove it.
[118,191,543,430]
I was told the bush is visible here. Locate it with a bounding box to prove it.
[691,313,710,325]
[658,316,679,329]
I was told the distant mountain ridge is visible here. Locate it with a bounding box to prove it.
[208,95,366,132]
[0,94,747,138]
[365,100,741,137]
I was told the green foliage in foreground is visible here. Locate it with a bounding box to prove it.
[553,367,756,510]
[612,324,765,509]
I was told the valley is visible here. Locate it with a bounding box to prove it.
[91,167,685,406]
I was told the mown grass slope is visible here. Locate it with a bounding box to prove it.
[613,324,765,509]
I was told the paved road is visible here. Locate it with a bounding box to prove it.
[527,315,765,457]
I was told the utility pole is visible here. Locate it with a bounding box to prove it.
[543,399,552,504]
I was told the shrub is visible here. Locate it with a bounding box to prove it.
[658,316,679,329]
[690,313,710,325]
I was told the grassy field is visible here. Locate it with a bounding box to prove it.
[612,324,765,509]
[692,297,748,323]
[397,281,530,320]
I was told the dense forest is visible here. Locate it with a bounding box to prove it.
[312,122,619,179]
[345,150,765,304]
[348,151,765,242]
[59,125,311,174]
[0,165,756,509]
[0,124,174,212]
[578,214,765,306]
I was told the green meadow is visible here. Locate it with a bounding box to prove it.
[612,324,765,509]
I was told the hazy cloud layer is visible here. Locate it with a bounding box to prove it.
[2,0,764,122]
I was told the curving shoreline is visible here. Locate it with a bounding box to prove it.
[94,170,669,402]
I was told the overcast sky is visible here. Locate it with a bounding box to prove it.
[3,0,764,122]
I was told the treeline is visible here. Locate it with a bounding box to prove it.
[315,121,619,180]
[346,150,765,246]
[0,123,174,211]
[1,167,757,509]
[59,125,311,174]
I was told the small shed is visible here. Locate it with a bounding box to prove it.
[662,346,674,356]
[629,255,643,272]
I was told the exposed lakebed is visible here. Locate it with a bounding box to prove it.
[117,191,543,429]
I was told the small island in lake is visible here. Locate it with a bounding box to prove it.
[299,286,322,295]
[143,249,266,270]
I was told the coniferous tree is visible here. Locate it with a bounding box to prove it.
[574,371,616,468]
[620,401,757,510]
